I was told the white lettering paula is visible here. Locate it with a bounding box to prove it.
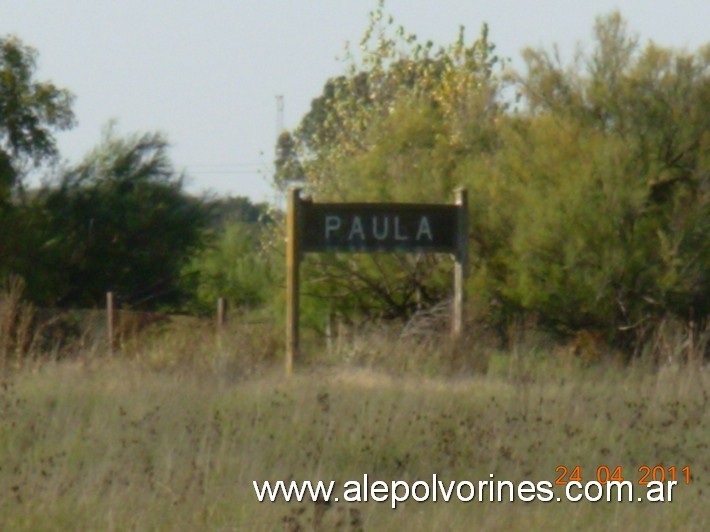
[323,214,434,242]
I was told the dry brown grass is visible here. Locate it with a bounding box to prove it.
[0,342,707,530]
[0,276,41,367]
[1,282,708,530]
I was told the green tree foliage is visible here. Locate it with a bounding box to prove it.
[183,196,274,315]
[184,221,275,314]
[0,35,75,283]
[204,195,271,229]
[0,35,74,194]
[288,13,501,201]
[25,127,209,308]
[278,7,708,351]
[274,131,305,187]
[495,13,710,344]
[272,3,504,323]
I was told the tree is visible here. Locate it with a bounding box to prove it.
[503,12,710,347]
[27,126,209,309]
[0,35,74,194]
[272,3,504,322]
[184,221,275,314]
[204,195,272,230]
[274,131,305,188]
[0,35,75,283]
[183,196,275,315]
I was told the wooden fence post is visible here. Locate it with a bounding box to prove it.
[285,187,301,377]
[452,188,468,340]
[217,297,227,331]
[106,291,116,355]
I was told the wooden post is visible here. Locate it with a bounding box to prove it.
[452,188,468,340]
[216,297,227,351]
[285,187,301,376]
[217,297,227,331]
[106,291,116,355]
[325,312,333,356]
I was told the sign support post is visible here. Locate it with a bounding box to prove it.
[285,187,301,377]
[106,291,115,356]
[452,187,468,340]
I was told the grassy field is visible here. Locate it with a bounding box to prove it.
[0,331,708,531]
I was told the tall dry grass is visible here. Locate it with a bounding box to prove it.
[1,283,708,530]
[0,341,708,530]
[0,276,39,368]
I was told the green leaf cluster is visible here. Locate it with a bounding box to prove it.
[184,218,276,315]
[0,35,74,192]
[19,126,209,308]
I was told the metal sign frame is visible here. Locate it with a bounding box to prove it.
[285,188,468,376]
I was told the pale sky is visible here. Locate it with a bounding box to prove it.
[2,1,708,203]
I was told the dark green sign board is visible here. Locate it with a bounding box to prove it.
[301,201,459,254]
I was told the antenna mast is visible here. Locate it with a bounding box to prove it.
[276,94,284,136]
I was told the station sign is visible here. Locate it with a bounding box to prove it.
[285,188,468,376]
[300,202,459,254]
